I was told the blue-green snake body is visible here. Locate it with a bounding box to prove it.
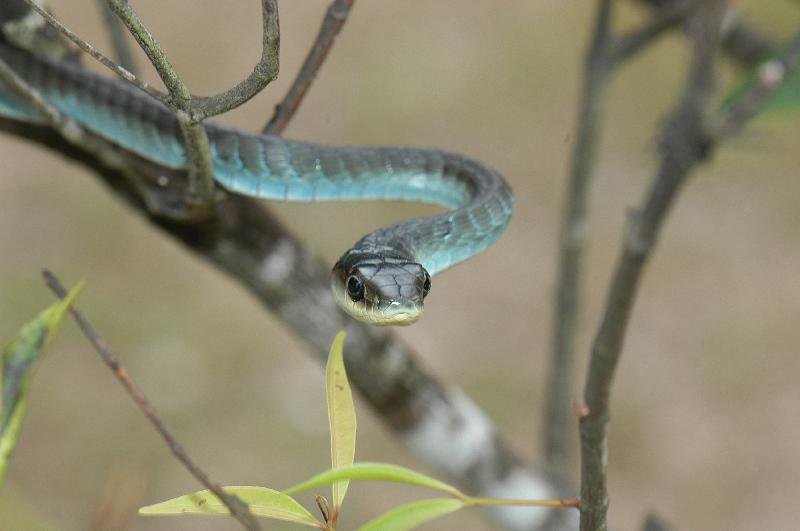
[0,44,514,325]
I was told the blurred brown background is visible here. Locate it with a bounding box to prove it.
[0,1,798,530]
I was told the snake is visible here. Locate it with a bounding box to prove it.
[0,42,514,326]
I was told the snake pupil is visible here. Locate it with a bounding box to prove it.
[347,275,365,302]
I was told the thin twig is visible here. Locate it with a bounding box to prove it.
[611,0,699,64]
[635,0,777,66]
[263,0,354,135]
[714,31,800,139]
[95,0,138,75]
[42,269,260,531]
[578,3,726,529]
[19,0,166,102]
[544,0,614,473]
[720,20,776,67]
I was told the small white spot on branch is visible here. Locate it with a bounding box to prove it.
[759,60,785,89]
[257,239,296,285]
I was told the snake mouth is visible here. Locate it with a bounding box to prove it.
[331,281,423,326]
[374,310,422,326]
[355,309,422,326]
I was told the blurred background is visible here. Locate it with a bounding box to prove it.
[0,1,798,529]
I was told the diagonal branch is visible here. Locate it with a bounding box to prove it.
[263,0,354,135]
[578,3,726,529]
[19,0,166,101]
[611,0,699,64]
[43,270,260,531]
[714,30,800,139]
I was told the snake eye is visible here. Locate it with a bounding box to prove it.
[346,275,365,302]
[422,271,431,298]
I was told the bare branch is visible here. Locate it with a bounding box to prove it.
[543,0,614,474]
[19,0,166,101]
[578,3,726,529]
[720,15,776,67]
[714,31,800,139]
[95,0,138,75]
[42,269,260,531]
[263,0,354,135]
[611,0,699,64]
[634,0,777,66]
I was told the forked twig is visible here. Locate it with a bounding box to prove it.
[42,269,261,531]
[577,6,800,530]
[579,4,726,527]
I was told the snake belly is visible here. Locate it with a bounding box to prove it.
[0,43,514,325]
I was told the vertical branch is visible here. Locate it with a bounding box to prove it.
[263,0,354,135]
[543,0,614,472]
[578,3,726,529]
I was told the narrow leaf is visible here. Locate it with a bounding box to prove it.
[284,462,463,499]
[1,281,83,424]
[139,486,320,527]
[326,330,356,508]
[0,396,27,484]
[0,281,83,486]
[358,498,464,531]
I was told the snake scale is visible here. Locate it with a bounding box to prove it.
[0,42,514,325]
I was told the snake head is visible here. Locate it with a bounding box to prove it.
[332,251,431,326]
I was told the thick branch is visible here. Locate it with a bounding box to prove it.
[578,3,726,529]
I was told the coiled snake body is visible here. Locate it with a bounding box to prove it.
[0,44,514,325]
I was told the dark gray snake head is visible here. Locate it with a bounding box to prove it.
[332,250,431,326]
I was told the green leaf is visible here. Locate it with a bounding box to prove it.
[139,486,320,527]
[0,281,83,485]
[326,330,356,508]
[358,498,464,531]
[0,397,27,485]
[284,462,463,500]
